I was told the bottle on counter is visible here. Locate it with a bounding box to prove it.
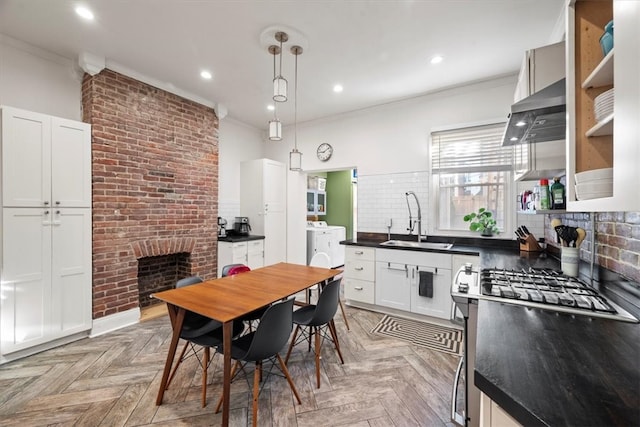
[550,177,566,209]
[539,178,550,210]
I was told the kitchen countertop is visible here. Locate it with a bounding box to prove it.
[342,235,639,426]
[217,234,265,243]
[475,299,639,426]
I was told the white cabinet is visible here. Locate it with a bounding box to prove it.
[1,107,91,208]
[566,0,640,211]
[1,107,92,357]
[343,246,375,305]
[240,159,286,266]
[376,249,453,320]
[217,239,265,277]
[480,392,522,427]
[306,190,326,216]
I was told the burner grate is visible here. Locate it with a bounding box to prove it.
[480,268,616,314]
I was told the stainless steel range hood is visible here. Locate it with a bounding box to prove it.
[502,78,566,146]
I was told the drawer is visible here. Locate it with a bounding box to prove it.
[344,259,375,281]
[343,278,375,304]
[345,246,375,262]
[247,239,264,254]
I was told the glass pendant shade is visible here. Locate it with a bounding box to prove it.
[289,148,302,171]
[273,76,288,102]
[269,119,282,141]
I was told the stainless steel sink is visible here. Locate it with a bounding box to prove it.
[380,240,453,250]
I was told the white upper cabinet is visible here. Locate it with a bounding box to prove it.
[1,106,91,208]
[566,0,640,211]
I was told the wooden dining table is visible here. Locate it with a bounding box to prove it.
[152,262,340,426]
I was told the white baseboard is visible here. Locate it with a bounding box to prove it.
[90,307,140,337]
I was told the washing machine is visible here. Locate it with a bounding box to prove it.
[306,221,346,268]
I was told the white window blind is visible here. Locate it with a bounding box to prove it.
[431,123,512,173]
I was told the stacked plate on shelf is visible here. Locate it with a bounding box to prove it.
[594,88,614,122]
[575,168,613,200]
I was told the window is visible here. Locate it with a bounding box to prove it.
[431,123,513,234]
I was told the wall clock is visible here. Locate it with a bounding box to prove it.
[317,143,333,161]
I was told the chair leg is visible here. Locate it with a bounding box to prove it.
[328,320,345,364]
[252,361,261,427]
[215,360,240,414]
[284,325,300,364]
[315,326,321,388]
[276,354,302,404]
[166,341,189,389]
[338,299,350,330]
[201,347,209,408]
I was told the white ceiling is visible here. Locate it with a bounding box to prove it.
[0,0,565,130]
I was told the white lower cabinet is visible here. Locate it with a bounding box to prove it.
[343,246,375,304]
[217,239,265,276]
[1,207,92,355]
[480,392,522,427]
[376,249,453,320]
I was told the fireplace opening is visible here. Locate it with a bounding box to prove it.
[137,252,192,308]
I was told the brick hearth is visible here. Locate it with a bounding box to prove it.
[82,69,219,319]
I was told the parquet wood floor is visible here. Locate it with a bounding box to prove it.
[0,304,460,426]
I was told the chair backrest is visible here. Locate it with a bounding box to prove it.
[222,264,251,277]
[175,276,222,337]
[309,252,331,268]
[176,276,203,288]
[307,278,341,327]
[241,298,295,362]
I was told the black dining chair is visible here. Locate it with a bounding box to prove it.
[165,276,245,407]
[222,263,269,331]
[214,298,301,427]
[284,278,345,388]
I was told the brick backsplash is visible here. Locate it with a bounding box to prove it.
[82,70,219,319]
[545,211,640,283]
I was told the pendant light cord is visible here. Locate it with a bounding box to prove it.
[294,50,298,150]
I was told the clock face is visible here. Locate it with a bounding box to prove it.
[317,143,333,161]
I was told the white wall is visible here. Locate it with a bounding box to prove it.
[264,75,518,241]
[0,35,81,120]
[217,118,265,223]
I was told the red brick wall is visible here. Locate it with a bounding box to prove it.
[545,212,640,282]
[82,69,219,319]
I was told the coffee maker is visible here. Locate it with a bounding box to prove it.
[234,217,251,236]
[217,217,228,238]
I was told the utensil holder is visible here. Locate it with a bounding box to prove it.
[561,247,579,277]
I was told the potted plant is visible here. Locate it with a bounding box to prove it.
[463,208,500,236]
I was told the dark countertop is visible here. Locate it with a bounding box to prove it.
[475,299,640,427]
[343,234,639,426]
[217,234,265,243]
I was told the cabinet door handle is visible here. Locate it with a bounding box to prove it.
[354,286,363,291]
[355,251,364,255]
[355,267,364,271]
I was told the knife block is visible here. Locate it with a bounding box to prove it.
[520,235,542,252]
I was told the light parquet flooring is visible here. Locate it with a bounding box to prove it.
[0,305,461,427]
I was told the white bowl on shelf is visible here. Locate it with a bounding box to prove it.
[575,168,613,184]
[575,190,613,201]
[576,180,613,194]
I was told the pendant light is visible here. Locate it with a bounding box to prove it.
[268,45,283,141]
[289,45,303,171]
[273,32,288,102]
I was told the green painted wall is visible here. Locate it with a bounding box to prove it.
[325,170,354,239]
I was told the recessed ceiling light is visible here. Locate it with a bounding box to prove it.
[267,104,275,111]
[333,84,343,93]
[200,70,212,80]
[515,120,527,127]
[510,137,519,141]
[75,6,94,20]
[430,55,444,64]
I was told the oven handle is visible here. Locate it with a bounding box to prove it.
[451,356,465,426]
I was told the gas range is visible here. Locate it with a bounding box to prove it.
[453,266,638,323]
